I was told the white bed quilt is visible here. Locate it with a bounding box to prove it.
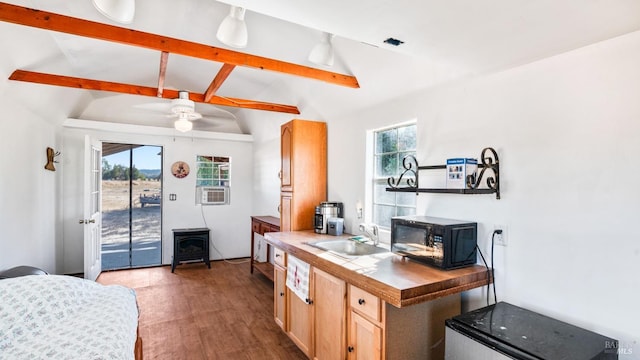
[0,275,139,360]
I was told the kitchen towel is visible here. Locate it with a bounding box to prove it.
[286,255,310,302]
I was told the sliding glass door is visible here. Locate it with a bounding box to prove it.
[101,143,162,270]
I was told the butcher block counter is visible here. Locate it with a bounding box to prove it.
[264,230,491,308]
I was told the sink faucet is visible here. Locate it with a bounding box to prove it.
[358,223,379,246]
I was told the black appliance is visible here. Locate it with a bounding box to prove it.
[171,228,211,273]
[445,302,619,359]
[390,215,477,269]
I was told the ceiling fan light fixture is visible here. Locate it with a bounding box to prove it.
[174,118,193,132]
[216,6,248,48]
[91,0,135,24]
[308,32,334,67]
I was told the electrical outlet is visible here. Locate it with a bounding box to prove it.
[493,224,508,246]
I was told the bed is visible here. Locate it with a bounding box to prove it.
[0,273,142,360]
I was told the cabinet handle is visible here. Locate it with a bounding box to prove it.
[278,170,282,179]
[280,292,284,297]
[277,205,281,213]
[348,346,354,353]
[275,253,281,257]
[358,298,365,305]
[305,298,314,305]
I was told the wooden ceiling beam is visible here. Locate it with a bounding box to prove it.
[157,51,169,97]
[204,64,235,103]
[9,70,300,114]
[0,2,360,88]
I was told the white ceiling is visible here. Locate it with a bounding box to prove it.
[2,0,640,133]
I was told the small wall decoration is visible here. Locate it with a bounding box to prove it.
[44,147,60,171]
[171,161,190,178]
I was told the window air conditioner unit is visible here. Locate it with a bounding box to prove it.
[198,186,230,205]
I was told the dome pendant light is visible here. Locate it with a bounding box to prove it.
[92,0,135,24]
[308,32,334,67]
[216,6,248,48]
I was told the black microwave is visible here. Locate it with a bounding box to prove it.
[391,216,477,270]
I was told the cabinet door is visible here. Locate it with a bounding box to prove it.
[287,290,312,357]
[280,192,292,232]
[349,312,382,360]
[274,265,287,330]
[313,268,346,360]
[281,121,293,192]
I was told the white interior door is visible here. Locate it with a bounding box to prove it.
[83,135,102,281]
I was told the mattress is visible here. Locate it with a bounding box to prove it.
[0,275,139,360]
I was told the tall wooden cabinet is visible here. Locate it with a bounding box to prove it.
[280,119,327,231]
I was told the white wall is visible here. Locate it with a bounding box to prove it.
[0,95,62,274]
[244,112,286,217]
[415,30,640,353]
[61,123,254,274]
[251,31,640,355]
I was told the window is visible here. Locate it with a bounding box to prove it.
[372,123,417,228]
[196,156,230,187]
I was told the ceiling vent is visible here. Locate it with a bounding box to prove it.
[384,38,405,46]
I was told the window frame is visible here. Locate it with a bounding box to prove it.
[195,155,231,187]
[367,121,417,232]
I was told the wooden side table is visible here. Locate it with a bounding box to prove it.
[250,216,280,281]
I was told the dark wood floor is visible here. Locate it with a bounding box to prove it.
[97,261,307,360]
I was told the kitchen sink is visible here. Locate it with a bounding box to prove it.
[306,239,389,257]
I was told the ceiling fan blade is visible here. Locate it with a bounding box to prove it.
[133,102,172,112]
[196,104,237,120]
[200,115,236,125]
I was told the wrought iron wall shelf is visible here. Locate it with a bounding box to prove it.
[386,147,500,199]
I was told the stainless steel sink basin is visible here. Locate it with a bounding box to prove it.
[307,239,389,257]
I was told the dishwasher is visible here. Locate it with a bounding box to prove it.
[445,302,618,359]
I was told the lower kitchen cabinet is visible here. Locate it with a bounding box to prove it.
[274,248,460,360]
[287,288,312,356]
[274,264,287,330]
[348,284,461,360]
[348,311,382,360]
[285,265,347,359]
[312,268,346,360]
[274,247,287,331]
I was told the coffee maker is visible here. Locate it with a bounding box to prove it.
[314,202,344,234]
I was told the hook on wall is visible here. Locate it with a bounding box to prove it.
[44,147,61,171]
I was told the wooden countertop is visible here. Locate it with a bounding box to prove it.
[264,230,491,308]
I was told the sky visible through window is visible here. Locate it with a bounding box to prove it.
[103,146,161,169]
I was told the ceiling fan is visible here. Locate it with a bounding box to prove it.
[135,90,236,132]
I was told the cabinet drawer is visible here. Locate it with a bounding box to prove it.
[274,247,286,267]
[252,221,261,234]
[349,285,380,323]
[260,223,273,235]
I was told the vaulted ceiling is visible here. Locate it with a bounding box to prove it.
[2,0,640,134]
